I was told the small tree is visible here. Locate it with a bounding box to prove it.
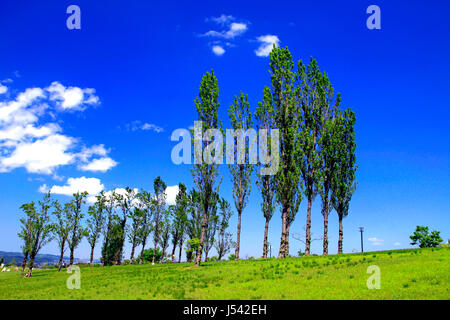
[101,190,118,266]
[67,191,88,266]
[410,226,443,248]
[127,206,144,262]
[114,187,137,265]
[255,86,277,259]
[204,192,219,262]
[152,177,167,264]
[19,193,54,277]
[159,211,172,262]
[136,190,153,264]
[228,91,253,261]
[87,192,106,266]
[170,183,188,263]
[52,200,71,271]
[186,238,200,262]
[214,198,235,260]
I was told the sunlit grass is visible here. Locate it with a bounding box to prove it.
[0,247,448,300]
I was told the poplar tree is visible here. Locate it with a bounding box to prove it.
[330,108,357,254]
[214,198,234,260]
[170,183,188,262]
[87,192,106,266]
[127,206,144,262]
[228,92,253,261]
[19,193,54,277]
[255,86,277,258]
[52,200,71,271]
[152,176,167,264]
[297,57,330,255]
[191,70,222,266]
[101,190,118,266]
[114,187,137,264]
[67,191,88,266]
[269,46,302,258]
[136,190,154,264]
[319,92,341,255]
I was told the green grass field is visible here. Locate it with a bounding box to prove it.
[0,247,448,300]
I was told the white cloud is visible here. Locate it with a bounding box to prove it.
[126,120,163,133]
[207,14,235,26]
[40,176,104,196]
[394,242,401,246]
[255,35,280,57]
[0,134,75,174]
[165,185,179,205]
[368,237,384,246]
[212,45,225,56]
[77,144,109,162]
[0,84,7,95]
[204,22,248,39]
[79,157,118,172]
[46,81,99,110]
[0,82,115,175]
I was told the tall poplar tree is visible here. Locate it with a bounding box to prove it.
[255,86,277,258]
[319,92,341,255]
[67,191,88,266]
[269,46,303,258]
[228,91,253,261]
[191,70,222,266]
[152,176,167,264]
[330,108,357,254]
[297,57,329,255]
[170,183,188,262]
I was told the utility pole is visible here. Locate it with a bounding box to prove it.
[359,227,364,253]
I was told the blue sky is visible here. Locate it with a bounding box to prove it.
[0,0,449,260]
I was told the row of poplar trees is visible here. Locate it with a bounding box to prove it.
[18,177,235,276]
[191,45,357,266]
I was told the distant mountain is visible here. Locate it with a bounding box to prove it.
[0,251,96,266]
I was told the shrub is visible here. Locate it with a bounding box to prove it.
[410,226,443,248]
[142,248,163,263]
[228,254,236,261]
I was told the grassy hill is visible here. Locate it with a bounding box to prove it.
[0,247,448,300]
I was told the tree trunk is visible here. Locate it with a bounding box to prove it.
[69,246,75,266]
[195,209,208,267]
[21,251,29,276]
[323,204,329,256]
[27,255,35,277]
[171,241,177,263]
[58,245,65,271]
[89,245,95,267]
[152,238,158,264]
[305,196,312,255]
[263,217,270,258]
[178,240,183,263]
[130,242,136,263]
[278,206,288,258]
[235,209,242,261]
[139,238,146,264]
[338,214,343,254]
[285,223,291,257]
